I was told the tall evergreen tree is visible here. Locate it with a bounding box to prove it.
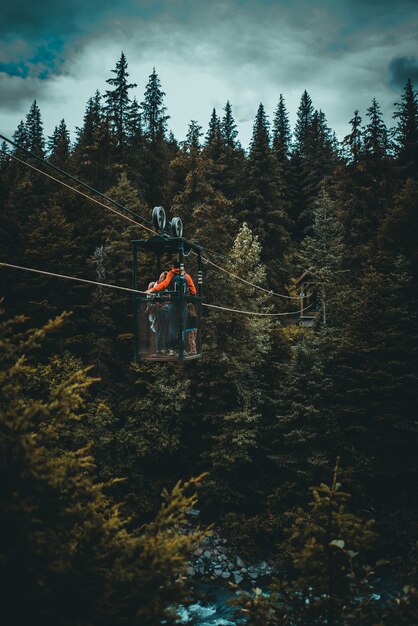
[239,103,291,286]
[293,90,314,158]
[48,119,71,167]
[141,68,169,142]
[219,101,245,204]
[200,224,272,511]
[140,69,171,206]
[297,185,347,325]
[221,100,240,150]
[204,108,223,163]
[12,120,29,151]
[272,94,291,164]
[25,100,45,157]
[342,110,363,164]
[75,91,103,148]
[103,52,137,148]
[185,119,203,151]
[393,78,418,172]
[363,97,389,162]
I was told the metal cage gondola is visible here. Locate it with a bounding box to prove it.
[132,207,203,362]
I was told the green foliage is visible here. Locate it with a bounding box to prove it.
[235,460,379,625]
[1,61,418,620]
[0,310,207,625]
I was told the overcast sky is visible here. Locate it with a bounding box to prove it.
[0,0,417,149]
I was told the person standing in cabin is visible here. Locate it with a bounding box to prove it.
[146,262,197,355]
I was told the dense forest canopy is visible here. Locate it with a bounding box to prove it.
[1,54,418,624]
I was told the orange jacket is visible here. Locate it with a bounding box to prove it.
[150,268,197,295]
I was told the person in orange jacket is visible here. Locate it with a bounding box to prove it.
[146,261,197,354]
[146,261,196,296]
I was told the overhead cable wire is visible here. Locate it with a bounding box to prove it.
[0,261,312,317]
[1,151,156,235]
[203,301,313,317]
[0,261,149,295]
[201,255,300,300]
[0,134,153,228]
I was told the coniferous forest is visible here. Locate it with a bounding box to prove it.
[1,53,418,625]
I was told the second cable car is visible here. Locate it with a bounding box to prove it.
[132,207,203,362]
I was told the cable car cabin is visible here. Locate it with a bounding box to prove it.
[296,271,321,328]
[132,231,203,362]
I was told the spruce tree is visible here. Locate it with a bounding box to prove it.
[272,94,291,164]
[219,101,246,203]
[140,68,171,206]
[293,90,314,158]
[204,108,223,163]
[342,110,363,164]
[221,100,240,150]
[201,224,272,510]
[75,91,103,149]
[25,100,45,157]
[297,185,347,325]
[141,67,169,142]
[364,97,389,162]
[103,52,137,149]
[12,120,29,151]
[48,119,71,166]
[393,78,418,172]
[239,103,291,287]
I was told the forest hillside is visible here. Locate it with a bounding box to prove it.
[1,54,418,624]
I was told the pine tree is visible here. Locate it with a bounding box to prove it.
[204,108,223,162]
[140,69,171,206]
[393,78,418,172]
[219,101,246,203]
[239,103,291,286]
[141,68,169,142]
[364,97,389,162]
[221,100,240,150]
[48,119,71,166]
[297,185,347,325]
[25,100,45,157]
[0,141,9,169]
[103,52,137,148]
[185,119,203,151]
[199,224,272,511]
[289,93,338,238]
[272,94,291,164]
[171,136,234,252]
[75,91,103,149]
[342,110,363,164]
[293,90,314,158]
[12,120,29,151]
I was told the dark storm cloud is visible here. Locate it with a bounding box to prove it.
[0,0,152,77]
[1,0,417,144]
[0,74,45,111]
[388,56,418,89]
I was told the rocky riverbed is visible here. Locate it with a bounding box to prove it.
[186,525,274,585]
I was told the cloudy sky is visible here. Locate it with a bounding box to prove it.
[0,0,417,149]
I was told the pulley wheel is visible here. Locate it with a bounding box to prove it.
[171,216,183,238]
[152,206,166,232]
